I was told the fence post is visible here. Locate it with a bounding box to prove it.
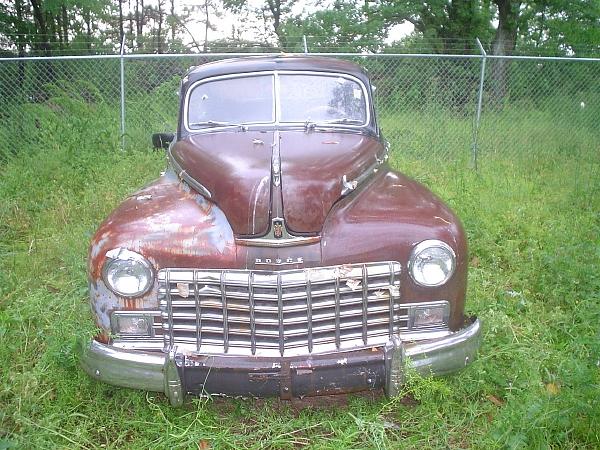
[120,35,126,151]
[473,37,487,170]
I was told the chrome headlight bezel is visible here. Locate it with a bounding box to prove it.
[408,240,456,287]
[102,248,154,298]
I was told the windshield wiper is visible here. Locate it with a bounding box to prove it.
[189,120,248,131]
[304,118,364,131]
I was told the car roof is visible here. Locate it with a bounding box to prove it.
[184,55,370,85]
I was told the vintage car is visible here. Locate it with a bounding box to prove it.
[81,55,481,405]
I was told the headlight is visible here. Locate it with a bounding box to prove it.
[409,240,456,287]
[102,248,154,297]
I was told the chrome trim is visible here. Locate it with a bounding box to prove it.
[235,217,321,247]
[183,70,371,133]
[164,347,183,406]
[81,340,184,406]
[168,150,212,198]
[271,132,281,187]
[407,300,450,329]
[81,317,480,403]
[341,143,389,196]
[399,328,452,341]
[385,317,481,397]
[81,340,166,392]
[112,339,165,351]
[408,240,457,287]
[255,257,305,266]
[102,248,154,298]
[158,262,403,357]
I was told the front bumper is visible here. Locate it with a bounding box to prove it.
[81,318,481,405]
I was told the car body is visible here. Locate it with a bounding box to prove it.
[81,55,481,405]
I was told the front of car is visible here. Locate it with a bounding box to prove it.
[81,55,480,405]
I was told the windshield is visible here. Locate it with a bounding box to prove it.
[186,72,369,131]
[188,75,274,127]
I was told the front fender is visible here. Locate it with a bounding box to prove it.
[321,169,468,330]
[87,170,236,333]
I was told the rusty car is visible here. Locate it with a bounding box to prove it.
[81,55,481,405]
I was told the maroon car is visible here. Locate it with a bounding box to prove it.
[81,55,481,405]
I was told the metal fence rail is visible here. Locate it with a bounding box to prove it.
[1,48,599,177]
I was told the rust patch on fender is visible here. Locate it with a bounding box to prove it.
[88,170,238,335]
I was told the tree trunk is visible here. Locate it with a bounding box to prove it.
[128,12,135,49]
[135,0,143,50]
[30,0,55,91]
[203,0,209,52]
[490,0,521,105]
[56,12,63,48]
[157,1,164,53]
[128,0,134,48]
[83,7,92,52]
[15,0,26,90]
[47,11,58,49]
[266,0,287,49]
[171,0,176,43]
[118,0,124,46]
[29,0,51,56]
[61,5,68,46]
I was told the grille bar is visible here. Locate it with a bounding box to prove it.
[361,263,368,345]
[220,272,229,353]
[306,271,313,353]
[166,270,174,349]
[194,269,201,351]
[334,276,341,350]
[277,273,284,356]
[159,261,403,357]
[248,273,256,355]
[388,262,395,338]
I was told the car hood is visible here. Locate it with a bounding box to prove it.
[170,130,384,236]
[278,130,383,233]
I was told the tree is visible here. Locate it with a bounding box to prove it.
[223,0,297,48]
[378,0,494,53]
[282,0,387,52]
[524,0,600,56]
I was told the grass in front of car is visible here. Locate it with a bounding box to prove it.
[0,95,599,449]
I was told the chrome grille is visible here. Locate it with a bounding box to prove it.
[158,261,404,357]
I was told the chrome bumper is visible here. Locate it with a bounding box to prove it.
[385,317,481,396]
[81,318,481,406]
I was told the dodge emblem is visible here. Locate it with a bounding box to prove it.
[273,220,284,239]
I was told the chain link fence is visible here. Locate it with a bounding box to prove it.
[1,51,599,184]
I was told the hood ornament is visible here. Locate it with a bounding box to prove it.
[273,219,284,239]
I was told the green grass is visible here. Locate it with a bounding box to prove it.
[1,92,599,449]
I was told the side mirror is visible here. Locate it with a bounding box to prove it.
[152,132,175,150]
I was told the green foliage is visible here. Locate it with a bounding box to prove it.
[378,0,494,53]
[282,0,387,53]
[519,0,600,56]
[0,77,599,448]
